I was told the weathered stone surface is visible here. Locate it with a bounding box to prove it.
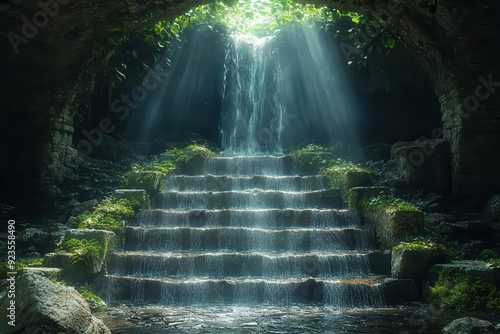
[426,261,500,288]
[125,171,167,193]
[367,250,391,275]
[483,194,500,222]
[0,273,111,334]
[391,248,447,280]
[347,186,391,210]
[364,209,425,249]
[20,267,62,281]
[18,223,66,255]
[43,229,117,281]
[387,138,451,194]
[114,188,150,209]
[442,317,495,334]
[381,279,418,305]
[340,171,373,202]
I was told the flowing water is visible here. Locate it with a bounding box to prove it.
[220,35,285,155]
[100,34,445,333]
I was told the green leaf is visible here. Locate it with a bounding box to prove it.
[383,37,396,49]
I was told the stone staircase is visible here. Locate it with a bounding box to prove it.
[104,155,412,307]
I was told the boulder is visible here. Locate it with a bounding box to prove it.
[442,317,495,334]
[20,267,61,281]
[0,273,111,334]
[483,194,500,222]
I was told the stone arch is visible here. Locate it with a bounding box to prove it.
[1,0,498,209]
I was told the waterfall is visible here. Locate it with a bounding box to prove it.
[220,34,285,155]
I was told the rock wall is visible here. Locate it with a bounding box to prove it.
[1,0,499,211]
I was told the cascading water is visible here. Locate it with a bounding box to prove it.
[220,34,285,155]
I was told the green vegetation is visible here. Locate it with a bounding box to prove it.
[54,280,107,312]
[121,143,217,186]
[479,249,500,267]
[393,237,456,259]
[56,238,103,266]
[289,144,370,188]
[361,194,419,212]
[72,197,141,237]
[0,257,43,278]
[321,159,371,189]
[430,269,500,311]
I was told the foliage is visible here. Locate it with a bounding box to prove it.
[430,269,500,312]
[289,144,370,188]
[320,159,370,189]
[56,238,103,266]
[73,197,141,237]
[289,144,330,168]
[0,257,43,278]
[54,280,107,312]
[393,237,456,259]
[121,143,217,186]
[361,194,419,212]
[478,249,500,267]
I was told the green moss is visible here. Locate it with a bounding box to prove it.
[56,238,103,266]
[478,249,500,267]
[320,159,370,189]
[393,237,456,259]
[53,280,107,312]
[121,143,217,187]
[361,194,419,212]
[289,145,370,188]
[72,197,141,237]
[289,144,330,168]
[430,269,500,311]
[0,257,43,278]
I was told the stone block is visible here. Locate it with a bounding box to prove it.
[113,188,150,209]
[340,171,373,201]
[364,209,424,249]
[125,171,166,193]
[347,186,391,210]
[391,248,447,281]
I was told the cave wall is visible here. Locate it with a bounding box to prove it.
[0,0,499,210]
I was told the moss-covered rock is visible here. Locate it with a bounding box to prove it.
[442,317,495,334]
[44,231,115,281]
[425,261,500,311]
[365,208,424,249]
[124,171,167,193]
[113,189,150,209]
[391,241,448,281]
[347,186,391,210]
[20,267,62,281]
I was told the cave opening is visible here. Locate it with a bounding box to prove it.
[72,0,442,159]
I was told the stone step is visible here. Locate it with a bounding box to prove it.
[157,189,341,209]
[124,227,376,252]
[138,208,361,228]
[164,174,327,191]
[103,275,413,307]
[109,251,383,278]
[198,155,296,176]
